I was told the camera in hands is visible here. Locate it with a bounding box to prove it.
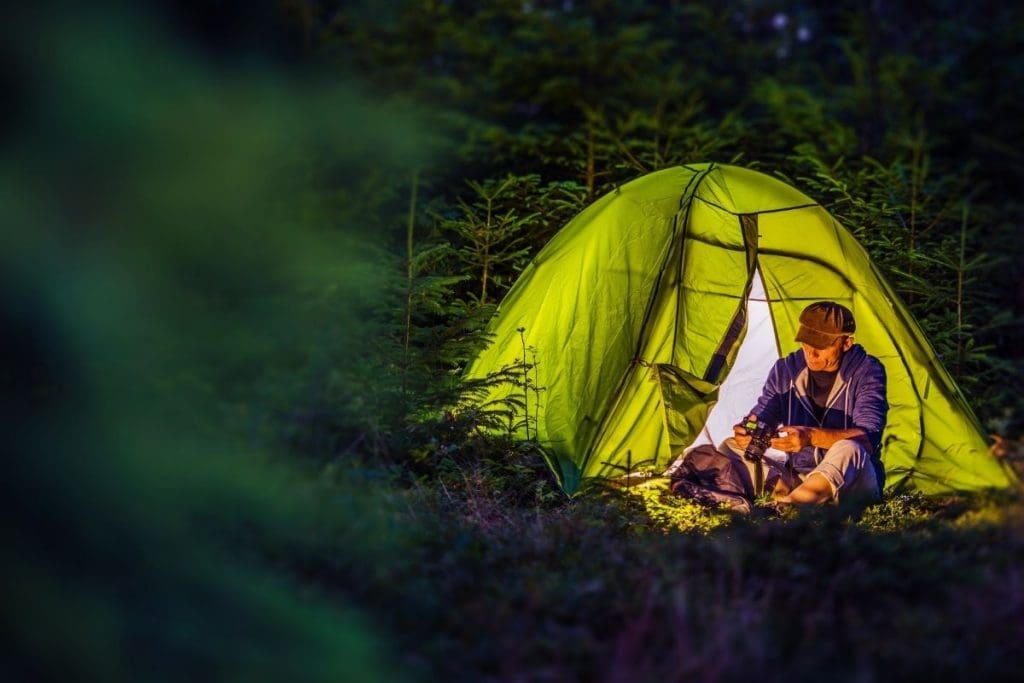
[741,418,777,463]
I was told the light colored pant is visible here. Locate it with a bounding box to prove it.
[720,437,880,503]
[809,439,880,502]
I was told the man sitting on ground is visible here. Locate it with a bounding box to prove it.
[725,301,888,506]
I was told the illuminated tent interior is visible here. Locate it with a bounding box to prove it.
[465,163,1014,495]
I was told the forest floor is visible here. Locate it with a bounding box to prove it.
[304,450,1024,682]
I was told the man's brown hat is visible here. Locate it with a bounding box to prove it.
[795,301,855,349]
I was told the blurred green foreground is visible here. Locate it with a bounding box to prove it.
[2,7,420,681]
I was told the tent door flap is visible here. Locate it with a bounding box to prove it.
[656,363,718,454]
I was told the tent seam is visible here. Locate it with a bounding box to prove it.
[577,164,715,479]
[702,213,759,383]
[693,195,818,216]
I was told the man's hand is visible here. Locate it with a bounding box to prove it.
[771,426,870,453]
[731,414,756,450]
[771,425,812,453]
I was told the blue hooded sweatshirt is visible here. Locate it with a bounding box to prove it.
[749,343,888,474]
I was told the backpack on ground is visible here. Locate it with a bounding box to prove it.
[669,445,755,514]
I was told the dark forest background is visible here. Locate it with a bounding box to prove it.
[4,2,1024,681]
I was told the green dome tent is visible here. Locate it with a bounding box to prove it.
[465,163,1013,495]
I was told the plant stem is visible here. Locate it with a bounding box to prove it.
[956,200,968,375]
[403,168,419,395]
[907,130,923,304]
[531,344,540,438]
[482,190,492,303]
[586,118,595,201]
[519,327,530,440]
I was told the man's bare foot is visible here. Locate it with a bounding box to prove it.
[771,478,791,501]
[781,473,834,505]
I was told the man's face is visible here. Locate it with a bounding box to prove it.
[801,336,852,372]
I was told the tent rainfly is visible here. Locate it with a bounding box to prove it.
[465,163,1014,495]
